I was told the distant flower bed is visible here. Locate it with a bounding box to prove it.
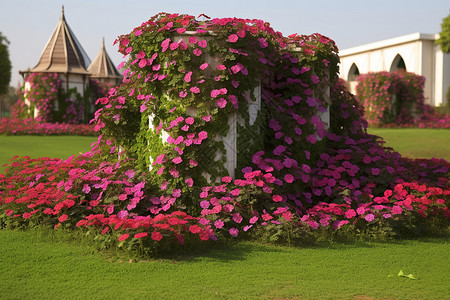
[380,112,450,129]
[0,117,97,136]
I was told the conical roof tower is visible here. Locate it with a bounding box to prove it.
[88,38,122,84]
[29,6,90,74]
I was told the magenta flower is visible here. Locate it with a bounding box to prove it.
[229,227,239,237]
[188,36,197,44]
[228,34,238,43]
[190,86,200,93]
[200,63,208,70]
[193,48,202,56]
[184,71,192,83]
[161,38,171,52]
[273,195,283,202]
[216,98,227,108]
[198,40,207,48]
[284,174,294,183]
[214,219,224,228]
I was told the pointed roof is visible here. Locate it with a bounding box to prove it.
[30,6,91,75]
[87,38,122,80]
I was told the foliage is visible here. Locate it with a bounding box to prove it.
[355,71,437,127]
[0,13,449,253]
[0,32,12,95]
[437,13,450,53]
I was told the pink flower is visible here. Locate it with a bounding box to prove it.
[232,213,243,224]
[228,34,239,43]
[365,214,375,222]
[193,48,202,56]
[229,227,239,237]
[200,200,210,209]
[198,40,207,48]
[391,205,403,215]
[179,90,187,98]
[216,98,227,108]
[214,219,224,228]
[273,195,283,202]
[188,36,198,44]
[200,63,208,70]
[151,231,163,241]
[185,177,194,187]
[202,115,211,122]
[170,42,179,50]
[184,71,192,83]
[118,233,129,241]
[190,86,200,93]
[249,216,258,224]
[161,38,171,52]
[222,176,232,183]
[135,29,143,36]
[357,207,366,215]
[198,131,208,140]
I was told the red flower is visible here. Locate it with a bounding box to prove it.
[118,233,129,241]
[134,232,148,239]
[151,231,163,241]
[58,214,68,222]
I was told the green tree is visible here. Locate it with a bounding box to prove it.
[0,32,12,95]
[437,13,450,53]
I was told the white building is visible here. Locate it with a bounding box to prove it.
[339,32,450,106]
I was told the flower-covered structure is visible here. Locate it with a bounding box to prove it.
[1,13,448,251]
[17,7,121,123]
[355,71,428,127]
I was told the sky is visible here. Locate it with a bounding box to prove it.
[1,0,449,87]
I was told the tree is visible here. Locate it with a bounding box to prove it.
[0,32,12,95]
[437,13,450,53]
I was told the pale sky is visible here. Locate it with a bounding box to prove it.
[1,0,449,86]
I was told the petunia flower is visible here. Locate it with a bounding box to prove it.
[228,34,238,43]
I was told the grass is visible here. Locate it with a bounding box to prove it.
[0,229,449,299]
[368,128,450,161]
[0,133,449,299]
[0,135,97,173]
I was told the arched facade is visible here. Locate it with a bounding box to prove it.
[340,32,450,106]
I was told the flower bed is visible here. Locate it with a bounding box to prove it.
[0,117,97,136]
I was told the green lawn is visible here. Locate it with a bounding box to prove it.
[0,133,449,299]
[368,128,450,161]
[0,135,97,173]
[0,229,448,299]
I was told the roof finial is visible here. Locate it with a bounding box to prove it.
[102,37,105,48]
[61,5,64,18]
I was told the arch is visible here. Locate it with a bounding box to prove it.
[390,54,406,72]
[348,63,360,81]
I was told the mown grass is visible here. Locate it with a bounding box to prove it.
[0,135,97,173]
[0,229,449,299]
[0,132,449,299]
[368,128,450,161]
